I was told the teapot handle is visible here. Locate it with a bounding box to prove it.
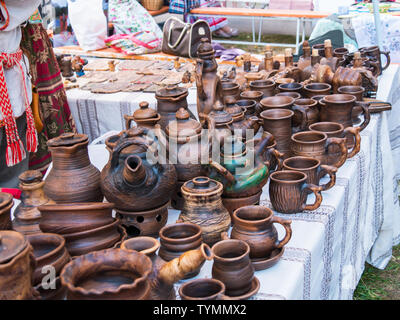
[271,216,292,249]
[110,138,150,171]
[209,160,236,185]
[123,115,135,130]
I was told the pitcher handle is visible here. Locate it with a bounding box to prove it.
[271,216,292,249]
[344,126,361,158]
[291,105,308,133]
[317,164,337,191]
[381,50,391,71]
[301,184,323,211]
[265,148,284,171]
[124,115,135,130]
[325,137,347,168]
[355,101,370,132]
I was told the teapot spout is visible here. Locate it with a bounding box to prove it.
[123,155,146,185]
[157,243,213,286]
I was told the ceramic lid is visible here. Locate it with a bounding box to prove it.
[197,38,215,56]
[208,101,233,125]
[155,85,188,98]
[0,192,13,210]
[47,132,88,147]
[133,101,158,120]
[0,230,27,264]
[18,170,43,184]
[182,177,222,194]
[166,108,202,138]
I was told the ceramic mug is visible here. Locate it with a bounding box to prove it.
[179,278,227,300]
[302,83,331,99]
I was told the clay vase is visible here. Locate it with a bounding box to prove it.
[260,95,294,112]
[0,192,13,230]
[290,131,348,168]
[124,101,161,130]
[276,91,302,100]
[302,83,331,99]
[0,230,37,299]
[278,82,303,94]
[292,98,319,128]
[309,121,361,163]
[283,156,337,192]
[249,80,275,98]
[179,177,231,246]
[230,205,292,259]
[158,222,204,279]
[179,278,226,300]
[13,170,54,235]
[44,133,103,203]
[269,170,323,214]
[221,81,240,103]
[211,239,258,298]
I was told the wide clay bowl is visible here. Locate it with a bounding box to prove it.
[38,202,115,235]
[240,90,263,101]
[179,278,226,300]
[60,248,152,300]
[27,233,71,285]
[63,219,122,257]
[0,192,13,230]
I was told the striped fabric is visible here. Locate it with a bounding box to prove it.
[184,0,227,32]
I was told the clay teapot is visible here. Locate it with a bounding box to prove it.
[61,245,213,300]
[124,101,160,130]
[0,192,13,230]
[13,170,54,235]
[207,100,234,145]
[44,133,103,203]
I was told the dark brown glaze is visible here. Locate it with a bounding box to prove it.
[179,177,231,246]
[249,80,275,98]
[38,202,114,235]
[292,98,319,129]
[13,170,54,235]
[60,248,152,300]
[283,156,337,191]
[27,233,71,285]
[230,205,292,259]
[302,83,331,98]
[44,133,103,203]
[360,46,390,75]
[309,121,361,163]
[211,239,254,297]
[0,192,13,230]
[269,170,323,214]
[179,278,226,300]
[290,131,348,168]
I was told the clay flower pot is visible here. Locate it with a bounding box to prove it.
[0,192,13,230]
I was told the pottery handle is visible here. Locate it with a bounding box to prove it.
[221,231,230,241]
[271,216,292,249]
[123,115,135,130]
[381,50,391,71]
[291,105,308,133]
[209,160,236,185]
[317,164,337,191]
[355,101,370,132]
[301,184,323,211]
[265,148,284,171]
[344,126,361,158]
[110,138,149,171]
[325,137,347,168]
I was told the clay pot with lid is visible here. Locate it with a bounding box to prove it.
[179,177,231,246]
[225,97,260,138]
[249,79,275,98]
[0,230,37,299]
[13,170,54,235]
[124,101,160,130]
[303,83,331,98]
[44,133,103,203]
[208,100,234,145]
[105,127,153,156]
[0,192,13,230]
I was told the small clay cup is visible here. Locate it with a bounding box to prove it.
[249,80,275,98]
[337,86,365,121]
[278,82,303,94]
[303,83,331,98]
[283,156,337,192]
[179,278,226,300]
[269,170,323,214]
[240,91,264,115]
[333,47,349,58]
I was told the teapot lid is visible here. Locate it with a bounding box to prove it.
[166,108,202,138]
[0,231,27,264]
[133,101,158,120]
[0,192,13,211]
[209,101,233,125]
[155,85,188,98]
[182,177,222,194]
[18,170,43,185]
[47,133,88,147]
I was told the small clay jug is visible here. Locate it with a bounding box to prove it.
[13,170,54,235]
[309,121,361,162]
[230,205,292,259]
[269,170,323,214]
[44,133,103,203]
[249,80,275,98]
[302,83,331,98]
[124,101,161,130]
[292,98,319,128]
[283,156,337,191]
[179,278,227,300]
[290,131,348,168]
[0,192,13,230]
[260,96,295,112]
[278,82,303,94]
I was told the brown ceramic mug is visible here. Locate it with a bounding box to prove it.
[290,131,348,168]
[283,156,337,191]
[360,45,390,75]
[250,80,275,98]
[240,91,264,116]
[179,278,227,300]
[309,121,361,161]
[269,170,323,214]
[302,83,331,98]
[221,81,241,103]
[337,86,365,123]
[292,98,319,129]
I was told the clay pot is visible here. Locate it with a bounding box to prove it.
[283,156,337,192]
[60,248,152,300]
[179,278,226,300]
[13,170,54,235]
[211,239,258,298]
[44,133,103,203]
[38,202,114,235]
[179,177,231,246]
[0,192,13,230]
[278,82,303,94]
[240,91,264,115]
[249,80,275,98]
[236,99,257,118]
[0,230,36,299]
[312,43,325,57]
[290,131,348,168]
[230,206,292,259]
[124,101,161,130]
[292,98,319,128]
[221,81,241,103]
[260,95,294,112]
[309,121,361,163]
[269,170,323,214]
[104,127,151,155]
[27,233,70,286]
[158,222,204,278]
[302,83,331,98]
[276,92,302,100]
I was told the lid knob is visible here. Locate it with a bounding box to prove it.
[139,101,149,109]
[213,100,224,112]
[60,132,75,140]
[19,170,43,184]
[175,108,190,120]
[192,177,210,188]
